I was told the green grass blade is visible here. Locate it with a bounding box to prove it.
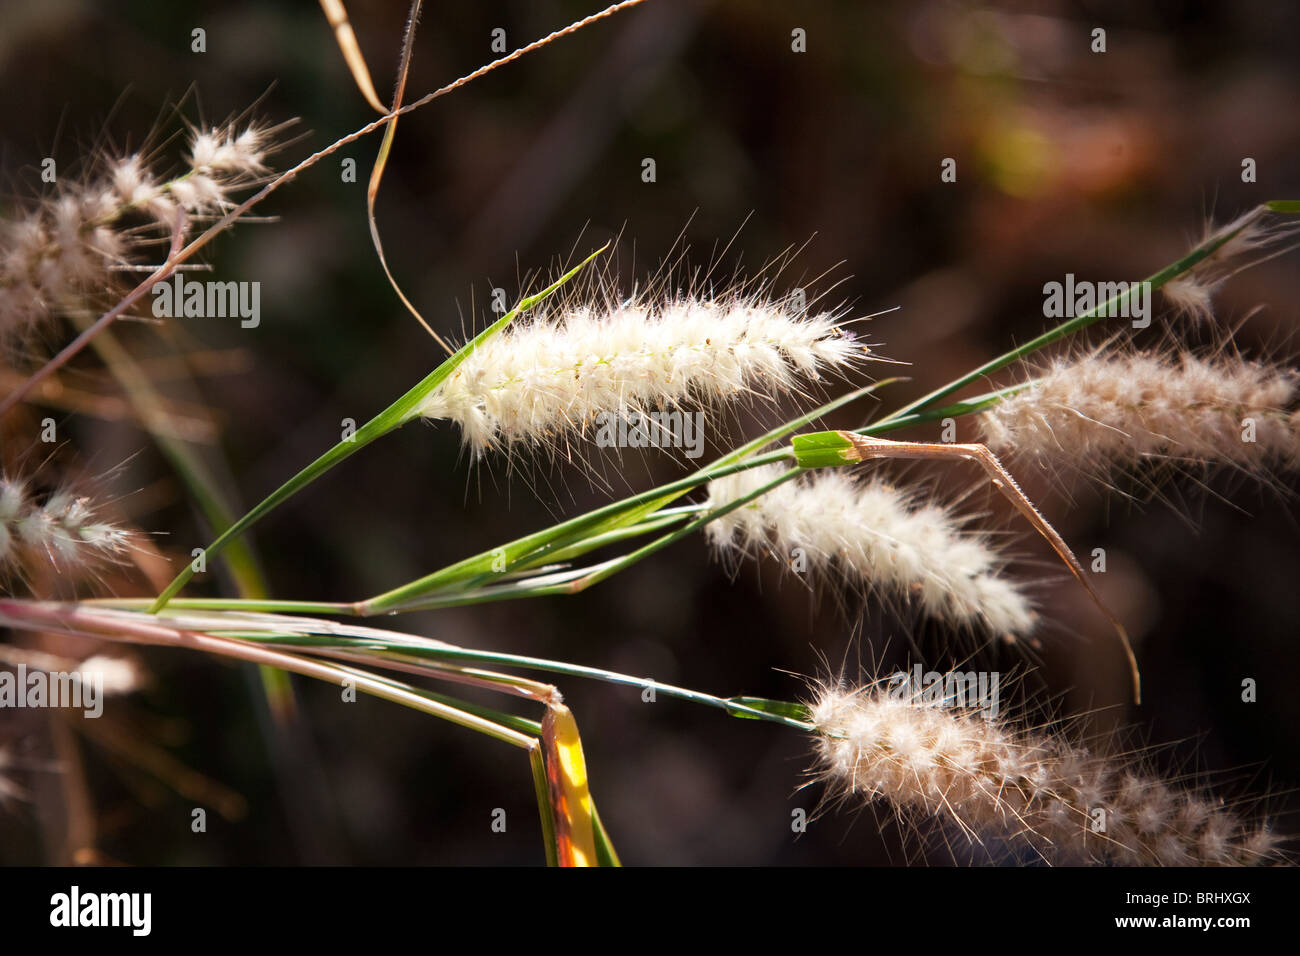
[359,380,897,612]
[590,802,620,867]
[530,745,560,868]
[877,205,1281,424]
[148,247,605,613]
[726,696,812,722]
[217,613,817,730]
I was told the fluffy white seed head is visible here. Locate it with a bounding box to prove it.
[0,121,279,340]
[704,465,1036,637]
[419,294,870,457]
[188,125,269,177]
[811,680,1283,866]
[0,476,132,580]
[1162,207,1300,323]
[1161,275,1217,323]
[980,351,1300,480]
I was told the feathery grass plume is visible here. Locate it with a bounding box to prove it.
[0,475,132,580]
[810,679,1283,866]
[704,464,1036,638]
[1162,206,1300,322]
[979,350,1300,479]
[0,120,280,340]
[418,291,872,458]
[1161,275,1217,324]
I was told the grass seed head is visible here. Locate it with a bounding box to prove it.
[420,290,873,460]
[980,349,1300,483]
[809,678,1285,866]
[0,119,282,342]
[0,475,133,581]
[705,465,1036,638]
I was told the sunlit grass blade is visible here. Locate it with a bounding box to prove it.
[591,803,620,866]
[358,380,898,613]
[157,610,820,730]
[148,247,606,613]
[367,1,452,350]
[318,0,387,114]
[879,203,1300,424]
[84,326,301,719]
[0,598,588,866]
[725,697,813,723]
[542,704,599,867]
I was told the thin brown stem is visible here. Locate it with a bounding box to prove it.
[0,212,186,416]
[0,0,651,415]
[841,432,1141,703]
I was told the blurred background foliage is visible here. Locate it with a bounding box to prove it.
[0,0,1297,864]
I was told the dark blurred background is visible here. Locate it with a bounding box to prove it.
[0,0,1297,865]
